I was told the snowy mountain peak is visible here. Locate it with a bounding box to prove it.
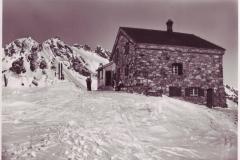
[44,37,63,44]
[2,37,109,88]
[94,45,111,59]
[4,37,39,57]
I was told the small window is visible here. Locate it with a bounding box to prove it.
[142,70,148,77]
[172,63,183,75]
[185,87,204,97]
[190,87,199,96]
[169,87,182,97]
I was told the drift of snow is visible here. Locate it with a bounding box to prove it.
[2,82,237,160]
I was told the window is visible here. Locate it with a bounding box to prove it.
[169,87,182,97]
[142,70,148,78]
[172,65,178,74]
[172,63,183,75]
[185,87,204,97]
[190,87,199,96]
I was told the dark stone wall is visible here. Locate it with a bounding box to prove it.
[111,32,136,83]
[112,31,226,107]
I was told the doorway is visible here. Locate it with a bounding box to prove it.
[105,71,112,86]
[207,88,214,108]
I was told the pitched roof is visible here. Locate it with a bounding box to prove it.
[120,27,225,50]
[96,61,114,71]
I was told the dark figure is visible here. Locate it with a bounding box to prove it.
[117,80,123,91]
[3,74,8,87]
[86,76,92,91]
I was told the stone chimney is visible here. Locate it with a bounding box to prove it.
[166,19,173,32]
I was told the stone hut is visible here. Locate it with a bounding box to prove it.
[98,19,227,107]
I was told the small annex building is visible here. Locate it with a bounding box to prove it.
[97,19,227,107]
[96,62,116,90]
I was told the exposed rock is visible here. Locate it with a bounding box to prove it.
[40,60,47,69]
[10,57,26,74]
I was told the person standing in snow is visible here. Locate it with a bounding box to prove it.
[117,80,123,91]
[86,76,92,91]
[3,74,8,87]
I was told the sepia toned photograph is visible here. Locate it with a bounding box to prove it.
[1,0,238,159]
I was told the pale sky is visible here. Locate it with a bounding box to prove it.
[3,0,238,88]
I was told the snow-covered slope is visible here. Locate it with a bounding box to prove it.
[2,37,109,88]
[71,46,109,74]
[225,85,238,104]
[2,82,237,160]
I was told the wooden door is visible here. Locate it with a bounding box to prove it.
[169,87,182,97]
[207,88,214,108]
[105,71,112,86]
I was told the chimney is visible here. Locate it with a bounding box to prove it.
[166,19,173,32]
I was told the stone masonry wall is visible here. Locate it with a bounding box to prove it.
[111,31,226,107]
[127,44,226,107]
[111,32,136,84]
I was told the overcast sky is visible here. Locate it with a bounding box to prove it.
[3,0,238,88]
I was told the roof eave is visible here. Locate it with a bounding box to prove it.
[136,43,225,55]
[110,27,136,60]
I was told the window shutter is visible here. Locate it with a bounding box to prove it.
[185,88,190,96]
[198,88,204,96]
[177,87,182,96]
[179,64,183,75]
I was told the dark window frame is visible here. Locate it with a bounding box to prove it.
[172,63,183,75]
[190,87,199,96]
[185,87,204,97]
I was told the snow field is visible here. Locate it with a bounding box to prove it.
[2,82,237,160]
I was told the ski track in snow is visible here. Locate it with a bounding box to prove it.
[2,82,237,160]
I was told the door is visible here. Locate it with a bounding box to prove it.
[207,88,214,108]
[169,87,182,97]
[105,71,112,86]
